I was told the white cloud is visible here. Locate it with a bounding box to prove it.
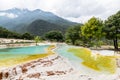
[0,12,18,18]
[0,0,119,23]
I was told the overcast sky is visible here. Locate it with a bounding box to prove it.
[0,0,120,23]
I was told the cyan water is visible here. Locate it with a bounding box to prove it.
[0,45,50,59]
[54,44,82,62]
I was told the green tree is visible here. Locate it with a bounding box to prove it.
[104,11,120,50]
[0,26,21,39]
[34,36,42,45]
[81,17,104,47]
[45,31,64,42]
[22,32,33,40]
[65,25,82,45]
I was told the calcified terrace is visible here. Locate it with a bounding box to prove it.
[0,45,55,68]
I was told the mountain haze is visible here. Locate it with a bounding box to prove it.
[0,8,80,36]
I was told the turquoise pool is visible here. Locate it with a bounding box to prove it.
[54,44,82,62]
[0,45,50,59]
[0,45,50,54]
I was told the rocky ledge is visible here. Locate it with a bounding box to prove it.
[0,54,84,80]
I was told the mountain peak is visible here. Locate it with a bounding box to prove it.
[0,8,79,30]
[6,8,22,12]
[33,9,42,12]
[0,8,31,14]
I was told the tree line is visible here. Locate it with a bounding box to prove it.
[65,11,120,50]
[0,27,33,40]
[44,10,120,50]
[0,10,119,50]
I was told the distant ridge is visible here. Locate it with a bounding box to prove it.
[25,19,67,36]
[0,8,81,36]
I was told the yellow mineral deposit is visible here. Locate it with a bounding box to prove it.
[68,48,117,73]
[0,45,56,68]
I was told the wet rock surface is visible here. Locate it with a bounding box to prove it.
[0,55,81,80]
[0,54,120,80]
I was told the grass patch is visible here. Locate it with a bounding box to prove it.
[68,48,117,73]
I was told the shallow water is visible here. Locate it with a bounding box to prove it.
[54,44,101,74]
[0,45,50,59]
[54,44,117,74]
[0,45,49,54]
[54,44,82,62]
[0,45,50,67]
[92,50,115,56]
